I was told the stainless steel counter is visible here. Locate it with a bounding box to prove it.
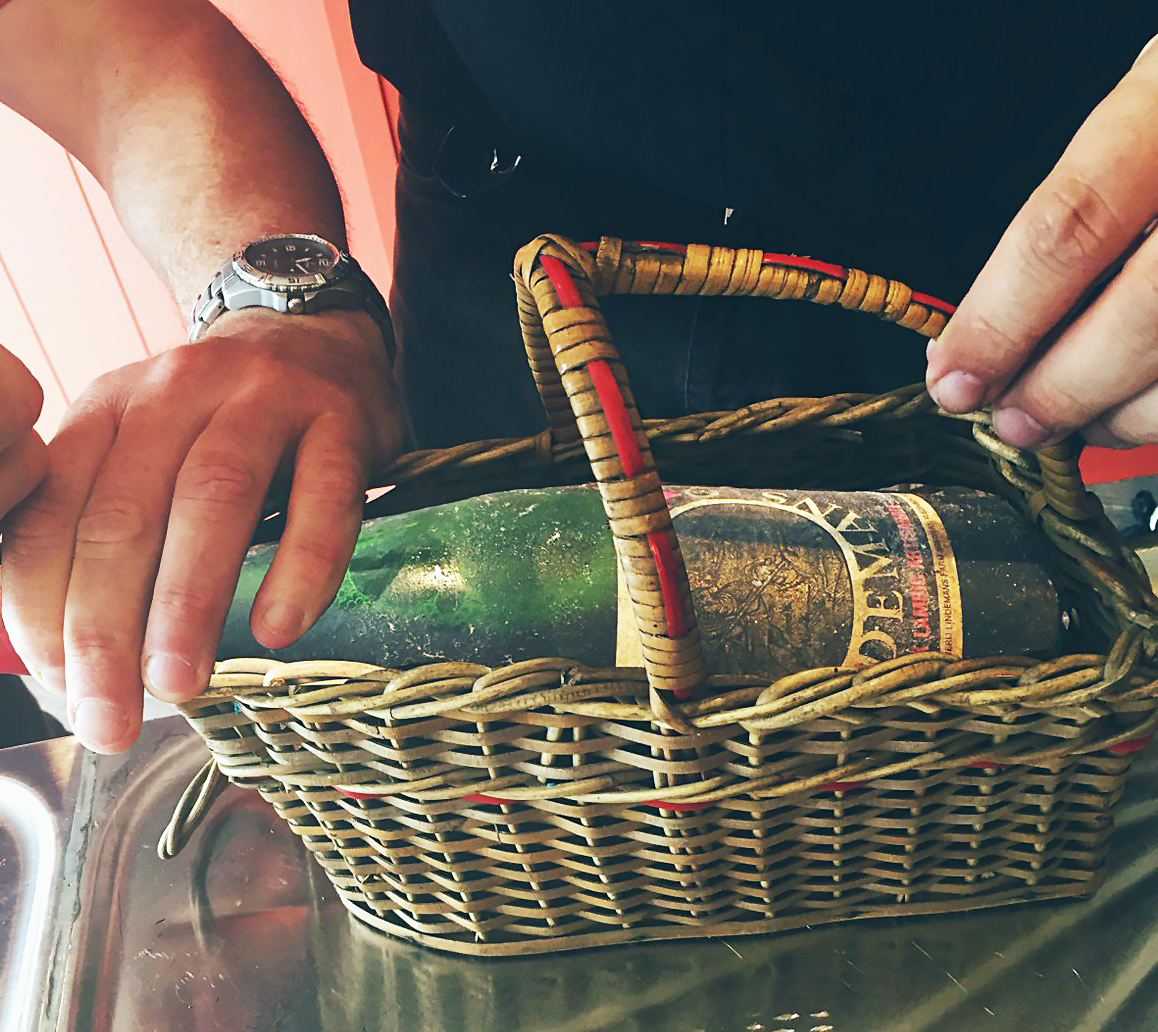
[3,715,1158,1031]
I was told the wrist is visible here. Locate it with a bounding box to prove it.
[198,305,391,355]
[187,234,389,347]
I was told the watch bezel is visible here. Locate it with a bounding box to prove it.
[232,233,348,293]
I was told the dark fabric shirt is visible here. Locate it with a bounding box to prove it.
[349,2,1153,447]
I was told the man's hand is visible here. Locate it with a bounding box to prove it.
[927,35,1158,449]
[0,345,47,518]
[1,311,405,754]
[0,0,397,753]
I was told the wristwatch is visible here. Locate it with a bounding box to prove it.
[187,233,390,343]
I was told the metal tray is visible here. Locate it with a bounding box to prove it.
[4,715,1158,1031]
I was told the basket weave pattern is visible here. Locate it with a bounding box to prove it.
[163,237,1158,955]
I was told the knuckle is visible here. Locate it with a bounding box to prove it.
[1023,174,1124,272]
[959,308,1031,367]
[277,536,348,583]
[0,412,34,451]
[74,496,153,552]
[0,610,55,671]
[0,357,43,431]
[301,456,366,503]
[143,346,199,387]
[175,452,262,510]
[64,624,136,662]
[80,368,128,406]
[148,581,216,625]
[0,436,47,506]
[1020,379,1090,430]
[22,433,49,481]
[150,345,189,375]
[1,493,75,560]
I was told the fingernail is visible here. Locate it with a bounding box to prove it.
[257,602,304,643]
[71,698,130,750]
[143,652,204,701]
[992,406,1050,449]
[928,370,986,413]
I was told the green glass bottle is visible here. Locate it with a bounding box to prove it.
[218,484,1067,679]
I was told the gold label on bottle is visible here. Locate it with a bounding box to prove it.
[615,488,964,676]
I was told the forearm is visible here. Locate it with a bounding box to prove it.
[0,0,345,312]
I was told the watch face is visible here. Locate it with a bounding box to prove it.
[235,235,343,289]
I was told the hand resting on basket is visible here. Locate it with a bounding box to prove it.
[0,0,407,755]
[0,309,405,755]
[928,34,1158,449]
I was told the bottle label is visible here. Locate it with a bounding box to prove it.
[616,488,964,676]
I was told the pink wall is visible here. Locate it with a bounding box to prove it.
[0,0,398,438]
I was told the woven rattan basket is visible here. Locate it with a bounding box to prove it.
[161,235,1158,956]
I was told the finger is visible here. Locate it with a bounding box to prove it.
[141,407,291,704]
[1083,378,1158,448]
[0,431,48,518]
[928,46,1158,412]
[1137,33,1158,66]
[987,230,1158,448]
[1080,422,1133,449]
[0,345,43,450]
[250,414,369,648]
[1,404,116,698]
[57,406,207,752]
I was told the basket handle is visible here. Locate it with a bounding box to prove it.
[157,757,229,860]
[513,235,954,702]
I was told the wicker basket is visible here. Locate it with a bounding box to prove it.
[160,235,1158,956]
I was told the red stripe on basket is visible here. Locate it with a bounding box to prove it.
[911,291,957,316]
[761,252,847,279]
[967,761,1006,772]
[539,254,584,309]
[539,256,645,481]
[541,252,693,699]
[575,240,957,314]
[1109,735,1153,755]
[587,359,645,478]
[648,530,689,641]
[818,780,865,792]
[335,787,384,800]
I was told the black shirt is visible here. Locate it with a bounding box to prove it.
[349,2,1153,446]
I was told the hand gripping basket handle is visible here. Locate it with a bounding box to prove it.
[513,235,955,701]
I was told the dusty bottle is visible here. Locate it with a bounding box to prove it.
[218,484,1067,679]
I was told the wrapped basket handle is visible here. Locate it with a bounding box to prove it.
[513,235,955,702]
[157,758,228,860]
